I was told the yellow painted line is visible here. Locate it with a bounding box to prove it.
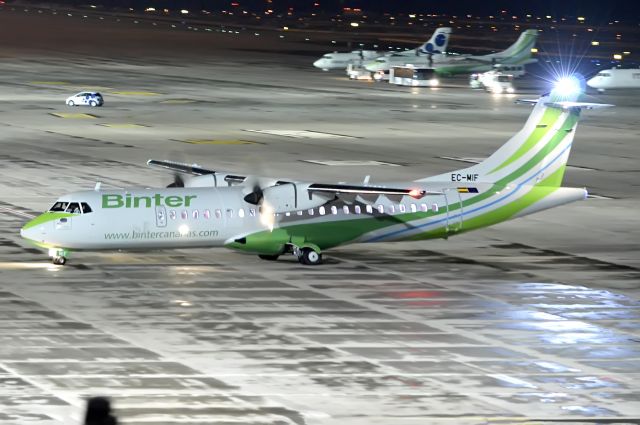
[50,113,97,119]
[181,139,256,145]
[99,123,147,129]
[109,91,162,96]
[30,81,69,85]
[161,99,196,104]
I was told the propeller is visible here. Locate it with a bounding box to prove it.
[167,173,184,188]
[243,176,263,204]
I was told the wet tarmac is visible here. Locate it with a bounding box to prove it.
[1,7,639,425]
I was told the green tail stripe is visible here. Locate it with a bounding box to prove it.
[489,108,564,174]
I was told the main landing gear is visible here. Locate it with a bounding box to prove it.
[257,245,323,265]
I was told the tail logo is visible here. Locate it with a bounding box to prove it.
[422,32,447,53]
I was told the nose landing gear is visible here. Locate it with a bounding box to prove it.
[49,248,69,266]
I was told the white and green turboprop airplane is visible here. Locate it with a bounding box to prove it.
[364,29,539,76]
[21,80,608,266]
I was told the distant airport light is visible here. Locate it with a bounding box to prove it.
[409,14,416,18]
[591,41,600,46]
[180,9,188,14]
[546,15,552,19]
[145,7,155,12]
[89,4,96,8]
[530,48,538,53]
[613,54,623,60]
[623,51,631,55]
[350,22,359,27]
[577,16,585,21]
[283,26,289,30]
[554,76,581,97]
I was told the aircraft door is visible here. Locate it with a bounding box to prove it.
[155,206,167,228]
[443,188,463,234]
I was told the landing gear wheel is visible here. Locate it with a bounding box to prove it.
[52,256,67,265]
[299,248,322,265]
[258,254,279,261]
[67,100,75,106]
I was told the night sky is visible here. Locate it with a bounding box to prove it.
[15,0,640,22]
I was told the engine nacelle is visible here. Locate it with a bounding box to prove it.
[262,183,332,214]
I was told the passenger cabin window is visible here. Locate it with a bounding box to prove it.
[49,202,68,212]
[355,205,361,214]
[366,205,373,214]
[204,209,211,219]
[238,208,245,218]
[319,206,326,215]
[192,210,199,219]
[410,204,417,213]
[66,202,81,214]
[215,209,222,219]
[181,210,188,220]
[343,206,350,214]
[331,206,338,215]
[249,208,256,217]
[399,204,406,213]
[80,202,92,214]
[308,208,314,216]
[169,210,177,220]
[226,209,234,218]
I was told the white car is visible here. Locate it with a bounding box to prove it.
[66,91,104,107]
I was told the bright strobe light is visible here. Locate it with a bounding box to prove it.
[554,76,582,97]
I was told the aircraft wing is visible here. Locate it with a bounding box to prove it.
[307,184,440,200]
[147,159,246,184]
[148,159,441,200]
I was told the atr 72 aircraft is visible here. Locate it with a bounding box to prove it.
[313,27,451,71]
[364,29,538,76]
[21,80,608,266]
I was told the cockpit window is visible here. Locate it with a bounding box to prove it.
[324,54,333,59]
[81,202,92,214]
[49,202,68,212]
[376,58,387,63]
[597,72,611,77]
[65,202,81,214]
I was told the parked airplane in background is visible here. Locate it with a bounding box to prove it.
[587,68,640,92]
[313,27,451,71]
[21,79,608,266]
[313,49,379,71]
[360,27,452,74]
[364,29,538,76]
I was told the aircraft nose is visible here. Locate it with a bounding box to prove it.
[313,59,324,68]
[586,77,597,88]
[20,215,48,242]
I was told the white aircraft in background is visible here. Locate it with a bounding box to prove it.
[312,27,451,71]
[21,79,609,266]
[364,29,538,76]
[313,49,379,71]
[587,68,640,92]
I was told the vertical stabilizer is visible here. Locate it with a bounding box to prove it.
[418,27,452,54]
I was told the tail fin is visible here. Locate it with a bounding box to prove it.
[491,29,538,64]
[420,86,611,188]
[419,27,452,54]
